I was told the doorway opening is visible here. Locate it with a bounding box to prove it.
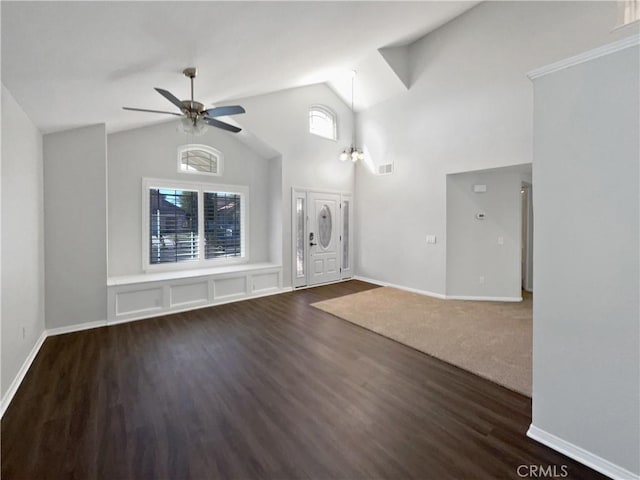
[292,188,353,287]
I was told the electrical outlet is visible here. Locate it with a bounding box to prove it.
[497,236,504,245]
[479,276,485,284]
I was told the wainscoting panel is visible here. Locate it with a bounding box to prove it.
[214,276,248,300]
[170,280,210,308]
[251,271,280,294]
[107,263,283,324]
[115,287,163,317]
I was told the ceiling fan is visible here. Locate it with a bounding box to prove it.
[123,67,245,133]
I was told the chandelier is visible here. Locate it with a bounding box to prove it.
[339,70,364,162]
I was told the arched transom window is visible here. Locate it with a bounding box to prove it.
[309,105,337,141]
[178,144,223,176]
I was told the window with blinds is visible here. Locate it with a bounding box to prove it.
[204,192,242,259]
[143,178,248,270]
[149,189,199,264]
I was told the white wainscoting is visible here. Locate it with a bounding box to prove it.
[107,263,285,324]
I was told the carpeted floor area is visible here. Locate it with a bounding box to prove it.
[312,287,532,396]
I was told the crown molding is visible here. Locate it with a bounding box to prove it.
[527,34,640,80]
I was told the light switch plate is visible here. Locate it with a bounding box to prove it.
[426,235,437,244]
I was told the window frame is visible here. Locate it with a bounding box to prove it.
[308,104,338,141]
[616,0,640,28]
[142,177,249,272]
[177,144,224,177]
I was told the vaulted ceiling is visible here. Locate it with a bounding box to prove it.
[1,1,478,134]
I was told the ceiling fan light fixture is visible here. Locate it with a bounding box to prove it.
[178,116,208,136]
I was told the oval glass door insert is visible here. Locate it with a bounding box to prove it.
[318,205,332,248]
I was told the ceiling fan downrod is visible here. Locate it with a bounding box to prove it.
[183,67,200,125]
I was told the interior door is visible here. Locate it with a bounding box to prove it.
[308,192,340,285]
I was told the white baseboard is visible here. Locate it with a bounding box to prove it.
[353,275,447,299]
[352,275,386,287]
[527,425,639,480]
[293,278,351,290]
[446,295,522,302]
[47,319,108,336]
[353,275,521,302]
[0,329,47,418]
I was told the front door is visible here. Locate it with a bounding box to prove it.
[308,192,340,285]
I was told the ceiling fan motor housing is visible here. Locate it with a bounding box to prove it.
[182,100,206,117]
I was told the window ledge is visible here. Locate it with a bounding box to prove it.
[107,262,282,287]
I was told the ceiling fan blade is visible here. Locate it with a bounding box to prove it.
[154,88,185,111]
[123,107,182,116]
[203,105,246,118]
[202,117,242,133]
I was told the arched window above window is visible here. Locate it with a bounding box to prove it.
[178,144,223,176]
[309,105,337,141]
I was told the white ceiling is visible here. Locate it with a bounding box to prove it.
[1,1,479,134]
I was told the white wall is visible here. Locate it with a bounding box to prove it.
[355,1,639,295]
[268,156,283,265]
[232,83,355,287]
[1,84,45,398]
[107,120,274,277]
[531,43,639,476]
[44,124,107,329]
[446,166,524,299]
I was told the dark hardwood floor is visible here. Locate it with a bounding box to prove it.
[2,280,606,480]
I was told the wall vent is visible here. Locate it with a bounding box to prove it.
[377,163,394,175]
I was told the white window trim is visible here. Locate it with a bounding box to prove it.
[309,104,338,141]
[177,144,224,177]
[615,0,640,29]
[142,177,249,273]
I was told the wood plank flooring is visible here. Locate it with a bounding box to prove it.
[2,281,606,480]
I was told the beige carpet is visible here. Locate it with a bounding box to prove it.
[312,287,532,396]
